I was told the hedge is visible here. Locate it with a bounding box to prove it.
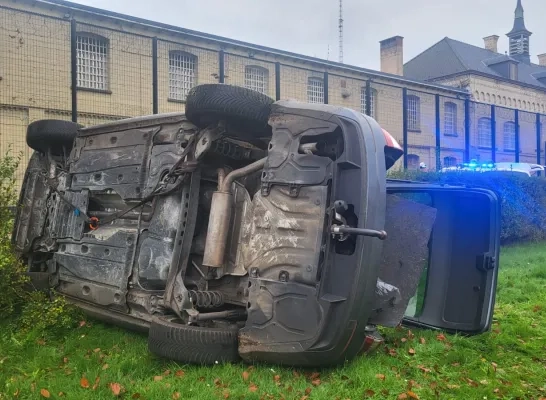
[388,169,546,245]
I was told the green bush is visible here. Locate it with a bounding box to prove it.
[388,169,546,244]
[0,151,81,336]
[0,152,28,319]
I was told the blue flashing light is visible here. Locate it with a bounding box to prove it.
[487,163,494,168]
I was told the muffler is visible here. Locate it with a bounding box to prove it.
[202,157,266,268]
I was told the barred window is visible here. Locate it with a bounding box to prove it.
[244,66,268,94]
[503,121,516,151]
[169,51,197,101]
[307,78,324,104]
[407,154,420,170]
[407,95,421,131]
[360,87,378,120]
[443,156,457,167]
[76,33,108,90]
[478,117,492,148]
[444,102,457,136]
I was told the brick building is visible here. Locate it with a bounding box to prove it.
[0,0,545,185]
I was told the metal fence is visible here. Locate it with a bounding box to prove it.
[1,7,545,184]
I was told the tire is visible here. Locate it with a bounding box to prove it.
[26,119,82,155]
[148,316,240,365]
[185,84,274,138]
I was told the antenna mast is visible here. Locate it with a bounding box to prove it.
[338,0,344,63]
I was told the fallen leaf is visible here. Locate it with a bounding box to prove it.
[446,384,460,389]
[376,374,386,381]
[132,394,142,399]
[364,389,376,398]
[63,357,69,364]
[164,370,171,376]
[13,389,20,397]
[300,397,309,400]
[214,378,222,387]
[172,392,181,399]
[533,305,542,312]
[436,334,446,342]
[40,389,51,398]
[58,392,65,397]
[293,370,301,378]
[79,320,87,327]
[102,364,109,371]
[198,377,205,382]
[418,365,431,373]
[93,348,101,353]
[223,389,230,399]
[242,371,250,381]
[109,383,122,396]
[480,380,488,385]
[388,348,397,356]
[154,376,163,381]
[401,338,408,343]
[37,339,46,345]
[305,387,312,395]
[274,375,281,382]
[408,348,416,355]
[419,337,426,344]
[175,370,184,377]
[451,362,460,367]
[491,362,498,372]
[407,330,415,339]
[398,394,408,400]
[80,377,90,389]
[493,388,501,394]
[92,376,100,390]
[249,383,258,392]
[309,372,320,380]
[407,391,419,399]
[311,379,321,386]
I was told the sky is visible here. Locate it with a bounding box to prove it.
[71,0,546,71]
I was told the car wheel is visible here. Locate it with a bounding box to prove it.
[185,84,274,138]
[26,119,82,156]
[148,316,240,365]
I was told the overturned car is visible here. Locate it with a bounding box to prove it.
[12,84,500,367]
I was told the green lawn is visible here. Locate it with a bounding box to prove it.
[1,243,546,400]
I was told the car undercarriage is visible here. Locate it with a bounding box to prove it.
[12,84,501,367]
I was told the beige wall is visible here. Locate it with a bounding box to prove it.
[2,0,543,188]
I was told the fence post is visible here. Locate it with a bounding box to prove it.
[491,105,496,163]
[464,99,470,163]
[515,109,520,162]
[323,71,329,104]
[275,62,281,101]
[152,37,158,114]
[435,94,441,170]
[365,80,372,116]
[402,88,408,169]
[70,19,78,123]
[537,113,541,165]
[219,50,225,83]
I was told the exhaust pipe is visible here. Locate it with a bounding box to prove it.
[202,158,267,268]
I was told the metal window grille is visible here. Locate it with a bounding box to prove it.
[169,52,196,101]
[443,156,457,167]
[444,102,457,135]
[478,118,492,148]
[360,87,377,119]
[407,154,420,169]
[244,66,267,94]
[307,78,324,104]
[503,121,516,151]
[77,34,108,90]
[407,95,420,130]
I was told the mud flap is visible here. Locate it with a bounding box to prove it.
[369,194,437,327]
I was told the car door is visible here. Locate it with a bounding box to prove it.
[371,180,501,334]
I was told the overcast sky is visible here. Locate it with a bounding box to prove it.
[72,0,546,70]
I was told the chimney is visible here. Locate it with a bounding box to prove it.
[380,36,404,76]
[538,54,546,66]
[483,35,500,53]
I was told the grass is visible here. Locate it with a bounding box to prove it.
[1,244,546,400]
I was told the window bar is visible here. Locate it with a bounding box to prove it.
[515,109,520,163]
[70,19,78,123]
[491,105,496,163]
[435,94,441,170]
